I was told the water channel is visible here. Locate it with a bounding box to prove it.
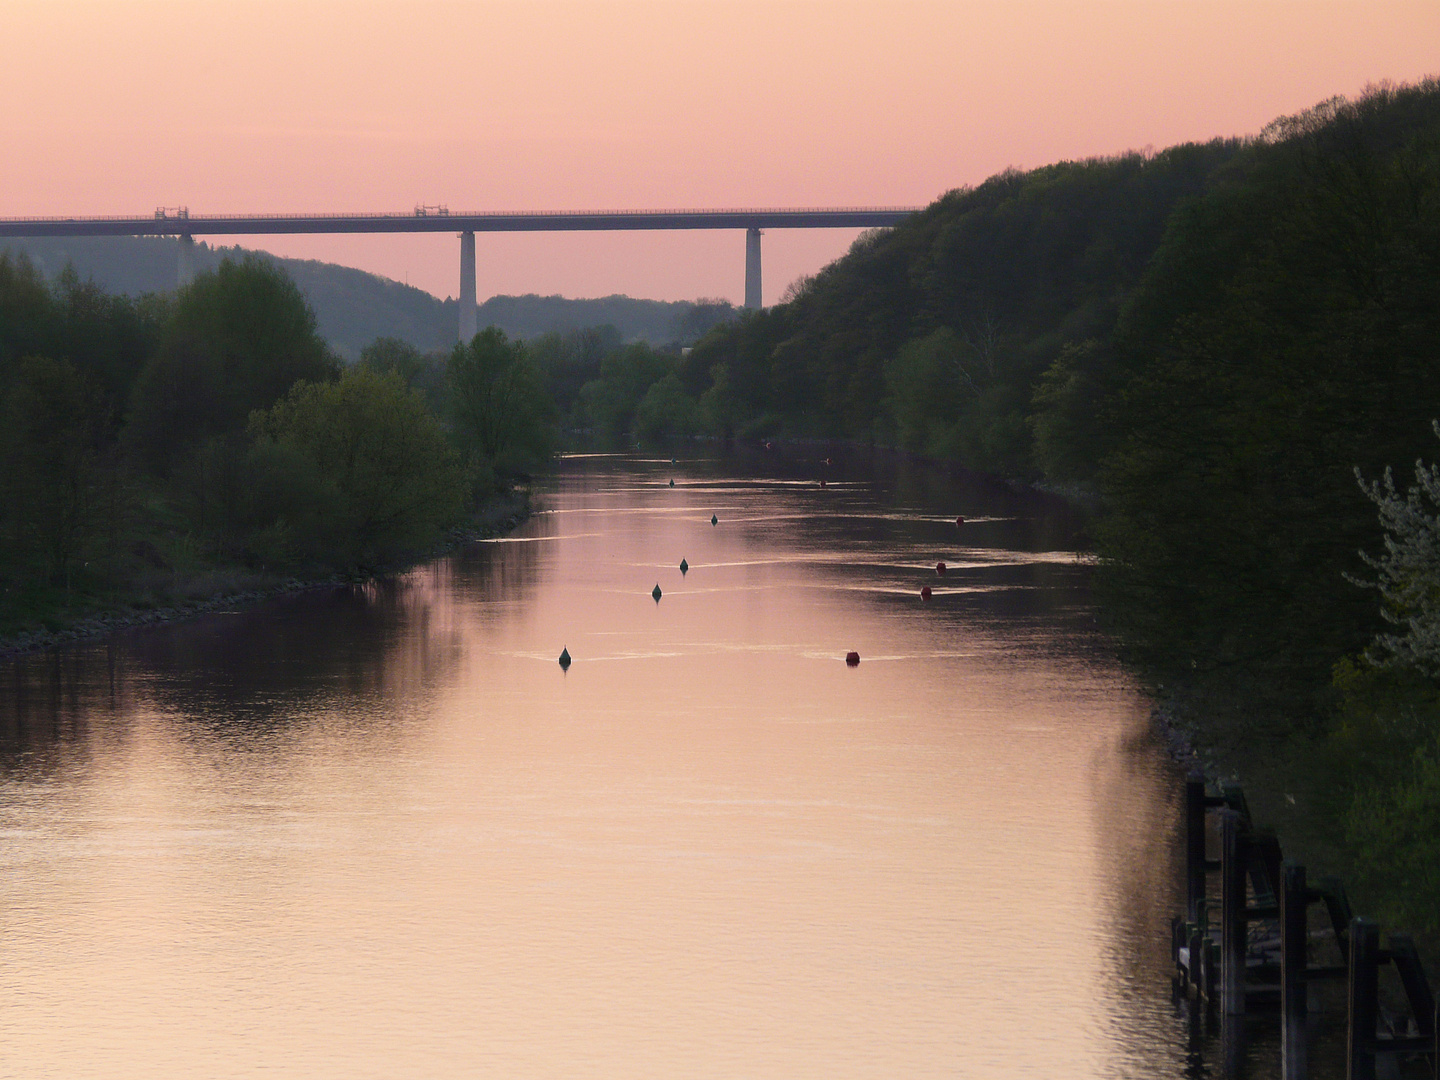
[1,451,1207,1078]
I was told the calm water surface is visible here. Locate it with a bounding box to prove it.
[2,453,1203,1078]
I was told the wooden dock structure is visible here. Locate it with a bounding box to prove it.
[1170,771,1438,1079]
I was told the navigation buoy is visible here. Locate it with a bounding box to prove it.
[825,457,832,466]
[711,514,718,526]
[820,479,826,488]
[558,647,571,670]
[679,558,689,575]
[671,457,676,464]
[652,583,663,602]
[669,479,675,487]
[955,516,965,527]
[921,586,932,600]
[936,562,947,575]
[845,651,861,666]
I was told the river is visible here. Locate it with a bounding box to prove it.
[1,451,1203,1078]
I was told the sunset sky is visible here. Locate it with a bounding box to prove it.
[2,1,1437,305]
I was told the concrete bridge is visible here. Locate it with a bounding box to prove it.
[0,206,921,340]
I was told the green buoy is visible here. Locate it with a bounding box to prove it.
[652,583,662,602]
[558,647,571,670]
[710,514,718,526]
[669,479,675,487]
[679,558,688,575]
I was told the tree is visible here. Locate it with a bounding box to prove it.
[360,336,426,385]
[883,329,964,454]
[251,368,465,564]
[1353,425,1440,677]
[574,343,676,445]
[526,324,622,421]
[672,298,736,345]
[0,357,114,588]
[447,327,554,473]
[634,374,699,445]
[360,336,446,415]
[126,257,337,474]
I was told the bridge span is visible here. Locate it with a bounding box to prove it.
[0,206,922,339]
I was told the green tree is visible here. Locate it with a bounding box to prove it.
[360,336,446,415]
[698,362,741,439]
[360,336,426,385]
[447,328,555,474]
[574,343,675,445]
[126,257,337,474]
[0,357,114,588]
[251,368,465,564]
[0,252,57,368]
[527,324,623,421]
[634,374,699,445]
[883,328,964,454]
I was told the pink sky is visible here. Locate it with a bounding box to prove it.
[2,1,1437,305]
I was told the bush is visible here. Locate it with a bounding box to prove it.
[1345,737,1440,932]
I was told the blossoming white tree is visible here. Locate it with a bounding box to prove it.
[1354,422,1440,675]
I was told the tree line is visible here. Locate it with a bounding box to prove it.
[0,255,561,634]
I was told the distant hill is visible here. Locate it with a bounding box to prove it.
[0,235,731,359]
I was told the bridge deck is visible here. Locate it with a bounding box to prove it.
[0,207,922,238]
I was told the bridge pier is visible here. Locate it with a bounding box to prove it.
[176,234,196,289]
[458,230,477,343]
[744,227,762,310]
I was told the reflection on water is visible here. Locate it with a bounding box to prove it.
[1,451,1213,1078]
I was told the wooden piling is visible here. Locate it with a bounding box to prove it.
[1221,809,1249,1016]
[1281,861,1308,1080]
[1185,772,1207,922]
[1348,918,1380,1080]
[1388,933,1435,1042]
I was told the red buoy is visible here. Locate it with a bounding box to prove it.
[936,562,947,575]
[921,586,932,600]
[955,516,965,527]
[845,651,860,666]
[819,479,827,488]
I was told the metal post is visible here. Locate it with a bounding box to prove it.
[177,234,196,289]
[458,230,477,343]
[1348,918,1379,1080]
[744,226,762,310]
[1186,772,1208,922]
[1282,862,1309,1080]
[1221,809,1249,1016]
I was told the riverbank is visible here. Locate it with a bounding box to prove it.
[0,488,530,660]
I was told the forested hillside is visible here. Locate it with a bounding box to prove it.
[677,138,1242,468]
[1,236,733,357]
